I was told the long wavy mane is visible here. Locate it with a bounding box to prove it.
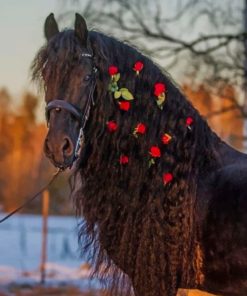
[33,30,221,296]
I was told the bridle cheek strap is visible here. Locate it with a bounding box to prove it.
[73,76,96,161]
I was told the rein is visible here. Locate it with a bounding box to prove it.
[0,168,62,224]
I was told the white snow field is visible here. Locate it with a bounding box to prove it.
[0,214,98,289]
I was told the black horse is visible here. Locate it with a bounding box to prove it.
[32,13,247,296]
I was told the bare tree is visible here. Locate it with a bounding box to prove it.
[61,1,243,77]
[61,0,247,145]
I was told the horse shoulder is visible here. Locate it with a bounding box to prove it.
[201,163,247,295]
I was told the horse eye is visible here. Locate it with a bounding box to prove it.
[83,74,92,82]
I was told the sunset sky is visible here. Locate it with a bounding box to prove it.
[0,0,242,105]
[0,1,74,99]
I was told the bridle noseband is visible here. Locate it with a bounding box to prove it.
[45,52,97,167]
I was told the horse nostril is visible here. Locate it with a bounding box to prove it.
[44,138,52,157]
[62,137,73,157]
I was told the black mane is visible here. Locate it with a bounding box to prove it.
[32,29,234,296]
[74,31,220,295]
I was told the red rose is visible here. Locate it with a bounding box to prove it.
[154,83,166,97]
[119,101,130,111]
[135,123,146,134]
[108,65,118,76]
[120,155,129,164]
[149,146,161,158]
[162,133,172,145]
[133,61,144,73]
[186,117,193,126]
[163,173,173,185]
[107,121,118,132]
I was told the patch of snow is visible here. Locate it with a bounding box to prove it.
[0,214,99,289]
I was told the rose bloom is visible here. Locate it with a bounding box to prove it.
[163,173,173,184]
[149,146,161,158]
[120,155,129,164]
[133,61,144,72]
[186,116,194,126]
[135,123,146,134]
[107,121,118,132]
[162,133,172,145]
[154,83,166,97]
[119,101,130,111]
[108,65,118,76]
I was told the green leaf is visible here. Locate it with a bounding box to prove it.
[114,91,121,99]
[148,158,155,168]
[110,85,118,92]
[157,98,165,109]
[114,73,120,82]
[157,99,164,105]
[119,88,128,92]
[121,89,134,101]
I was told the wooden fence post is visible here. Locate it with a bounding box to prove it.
[40,190,49,284]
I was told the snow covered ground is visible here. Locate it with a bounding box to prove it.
[0,214,97,289]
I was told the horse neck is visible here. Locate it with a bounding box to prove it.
[90,31,236,173]
[216,140,247,167]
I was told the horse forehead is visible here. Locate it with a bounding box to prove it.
[48,53,92,74]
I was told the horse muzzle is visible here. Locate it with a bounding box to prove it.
[44,134,75,169]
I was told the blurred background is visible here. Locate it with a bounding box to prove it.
[0,0,246,295]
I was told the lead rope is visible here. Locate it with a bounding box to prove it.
[0,168,62,224]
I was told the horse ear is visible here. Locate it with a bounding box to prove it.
[74,13,88,46]
[44,13,59,41]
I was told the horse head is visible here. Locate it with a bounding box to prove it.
[41,13,96,169]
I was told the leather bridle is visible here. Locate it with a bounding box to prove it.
[45,52,97,167]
